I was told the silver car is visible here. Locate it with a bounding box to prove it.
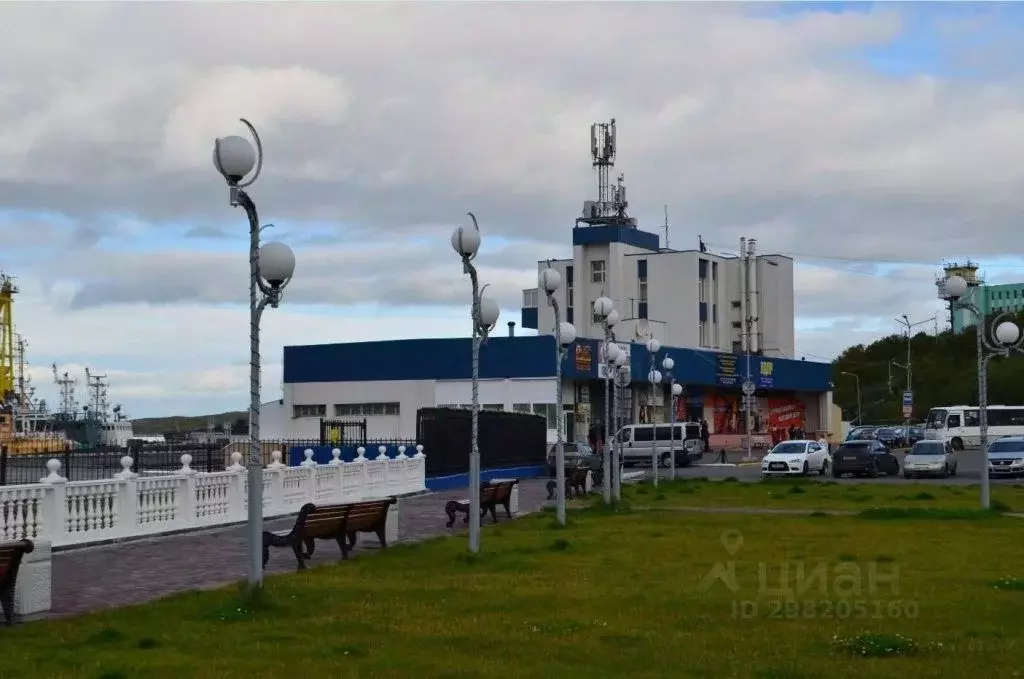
[903,440,957,478]
[988,436,1024,478]
[546,442,597,474]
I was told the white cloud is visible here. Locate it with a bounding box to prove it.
[1,3,1020,415]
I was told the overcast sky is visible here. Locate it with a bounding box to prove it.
[4,2,1024,417]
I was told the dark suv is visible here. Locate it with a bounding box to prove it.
[832,440,900,477]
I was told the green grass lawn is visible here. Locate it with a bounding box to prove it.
[619,476,1024,512]
[6,506,1024,678]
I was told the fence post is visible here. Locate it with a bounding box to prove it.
[40,460,67,545]
[177,454,197,530]
[115,456,138,541]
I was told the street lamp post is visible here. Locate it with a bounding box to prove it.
[593,297,618,504]
[840,371,861,425]
[612,351,630,501]
[940,275,1024,510]
[661,355,676,481]
[646,338,662,487]
[539,266,576,525]
[213,120,297,589]
[451,213,501,552]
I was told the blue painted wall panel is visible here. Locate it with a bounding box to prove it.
[572,225,660,251]
[285,337,831,392]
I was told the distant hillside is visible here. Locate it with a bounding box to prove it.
[132,411,248,436]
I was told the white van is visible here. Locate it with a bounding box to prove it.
[616,422,705,468]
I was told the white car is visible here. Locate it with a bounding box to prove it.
[761,440,830,476]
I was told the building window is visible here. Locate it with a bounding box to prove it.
[533,403,557,426]
[522,289,538,308]
[638,301,648,319]
[483,404,504,412]
[566,265,574,285]
[591,260,606,283]
[711,261,718,280]
[698,258,708,279]
[333,402,400,417]
[512,403,532,414]
[293,404,326,419]
[731,300,741,308]
[637,259,648,280]
[567,286,575,308]
[566,307,574,324]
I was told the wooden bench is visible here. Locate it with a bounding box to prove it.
[262,498,396,570]
[0,539,34,626]
[445,479,519,528]
[546,467,591,500]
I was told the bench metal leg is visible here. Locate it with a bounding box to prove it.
[303,538,315,558]
[0,583,13,626]
[291,541,306,570]
[444,500,465,528]
[501,498,512,519]
[336,536,348,560]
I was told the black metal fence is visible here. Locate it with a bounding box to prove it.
[415,407,547,477]
[0,439,322,486]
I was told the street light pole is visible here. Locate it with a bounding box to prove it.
[213,119,297,589]
[612,356,629,501]
[593,297,618,505]
[539,267,576,526]
[451,213,501,552]
[895,314,930,427]
[940,275,1024,510]
[645,338,662,487]
[840,371,861,425]
[661,355,677,481]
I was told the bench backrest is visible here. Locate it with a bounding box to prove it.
[297,504,350,540]
[344,498,396,532]
[479,484,500,503]
[488,480,517,502]
[0,540,33,583]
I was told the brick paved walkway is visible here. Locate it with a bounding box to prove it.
[50,479,553,618]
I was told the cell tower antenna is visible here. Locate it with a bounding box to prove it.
[577,119,637,230]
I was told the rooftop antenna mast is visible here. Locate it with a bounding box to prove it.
[577,119,637,229]
[663,205,670,250]
[52,363,78,418]
[14,334,28,406]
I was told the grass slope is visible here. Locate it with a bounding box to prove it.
[131,411,247,436]
[6,508,1024,678]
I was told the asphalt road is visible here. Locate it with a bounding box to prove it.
[635,448,1024,486]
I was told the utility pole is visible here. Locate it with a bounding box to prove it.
[895,314,930,428]
[741,237,758,461]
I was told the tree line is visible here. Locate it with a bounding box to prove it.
[831,312,1024,425]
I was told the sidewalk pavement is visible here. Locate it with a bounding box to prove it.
[48,478,552,619]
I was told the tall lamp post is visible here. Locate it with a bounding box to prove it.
[213,119,297,589]
[593,297,619,504]
[539,265,576,525]
[660,355,675,480]
[451,213,501,552]
[940,275,1024,510]
[840,371,862,425]
[646,337,662,486]
[612,351,630,501]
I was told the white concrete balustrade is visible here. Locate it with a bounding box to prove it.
[0,445,427,548]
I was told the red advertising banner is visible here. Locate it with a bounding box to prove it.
[766,398,805,430]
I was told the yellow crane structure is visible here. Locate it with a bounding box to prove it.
[0,273,17,404]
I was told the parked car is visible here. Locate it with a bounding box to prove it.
[617,422,703,468]
[545,442,597,475]
[761,440,830,477]
[906,426,926,446]
[873,427,903,448]
[903,440,958,478]
[845,426,879,442]
[988,436,1024,478]
[832,440,900,477]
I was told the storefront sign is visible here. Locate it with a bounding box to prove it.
[575,344,593,372]
[716,353,739,386]
[758,359,775,388]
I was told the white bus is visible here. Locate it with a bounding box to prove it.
[923,405,1024,450]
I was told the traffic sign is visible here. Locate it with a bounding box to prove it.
[902,390,913,407]
[742,380,756,396]
[902,405,913,418]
